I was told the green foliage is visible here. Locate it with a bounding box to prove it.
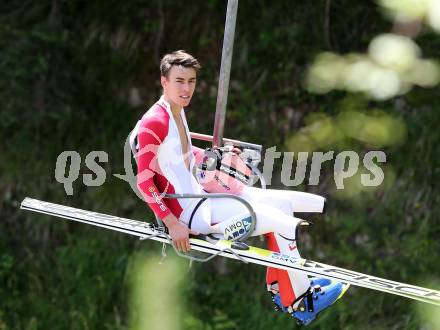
[1,1,440,329]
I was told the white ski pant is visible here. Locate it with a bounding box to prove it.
[180,186,325,305]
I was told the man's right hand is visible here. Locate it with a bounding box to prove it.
[162,214,198,253]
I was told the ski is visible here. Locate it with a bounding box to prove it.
[21,197,440,307]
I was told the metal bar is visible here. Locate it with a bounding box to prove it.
[165,192,256,241]
[213,0,238,148]
[190,132,262,151]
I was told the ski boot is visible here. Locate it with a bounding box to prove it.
[292,281,349,326]
[269,277,333,313]
[310,277,332,288]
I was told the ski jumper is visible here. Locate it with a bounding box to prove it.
[136,96,326,308]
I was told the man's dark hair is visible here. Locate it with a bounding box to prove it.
[160,50,201,78]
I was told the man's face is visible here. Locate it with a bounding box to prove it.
[161,65,197,109]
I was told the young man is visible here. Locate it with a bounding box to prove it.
[135,50,346,325]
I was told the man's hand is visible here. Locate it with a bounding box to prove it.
[162,214,198,253]
[231,147,242,155]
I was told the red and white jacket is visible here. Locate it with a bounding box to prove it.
[136,96,205,221]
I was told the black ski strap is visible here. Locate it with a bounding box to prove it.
[290,286,315,313]
[278,234,296,241]
[306,289,314,312]
[188,198,207,229]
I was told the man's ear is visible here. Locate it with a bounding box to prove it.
[160,76,167,89]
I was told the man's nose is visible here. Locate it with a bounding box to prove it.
[183,83,190,92]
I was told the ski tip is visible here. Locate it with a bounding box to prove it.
[20,197,35,210]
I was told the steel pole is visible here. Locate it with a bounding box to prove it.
[212,0,238,148]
